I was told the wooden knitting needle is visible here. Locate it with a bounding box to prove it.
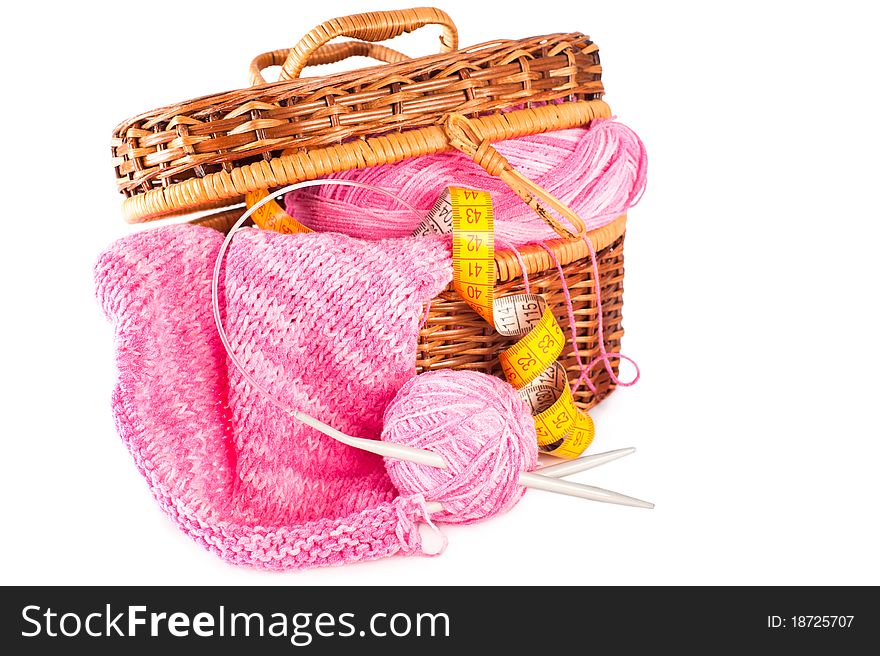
[294,412,653,509]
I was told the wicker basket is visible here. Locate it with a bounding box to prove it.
[111,7,628,410]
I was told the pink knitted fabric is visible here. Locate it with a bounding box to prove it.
[96,224,452,570]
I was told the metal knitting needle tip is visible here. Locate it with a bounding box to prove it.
[537,447,636,478]
[519,472,654,509]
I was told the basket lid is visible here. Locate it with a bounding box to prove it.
[112,7,608,224]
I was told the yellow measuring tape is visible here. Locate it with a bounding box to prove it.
[449,188,495,324]
[249,185,594,458]
[245,190,312,234]
[440,187,594,458]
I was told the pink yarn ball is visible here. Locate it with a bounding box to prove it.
[285,120,647,246]
[382,370,538,524]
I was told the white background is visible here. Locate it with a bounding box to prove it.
[1,0,877,585]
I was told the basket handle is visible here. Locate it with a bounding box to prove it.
[277,7,458,80]
[249,40,410,86]
[443,113,588,240]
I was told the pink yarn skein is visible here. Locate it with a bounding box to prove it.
[285,119,647,245]
[382,369,538,525]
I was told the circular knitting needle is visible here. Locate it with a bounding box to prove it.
[295,412,653,509]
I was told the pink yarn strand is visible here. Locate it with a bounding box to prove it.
[496,237,531,294]
[538,240,640,395]
[418,300,432,329]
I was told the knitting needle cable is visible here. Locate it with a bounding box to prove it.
[210,180,440,469]
[211,180,652,509]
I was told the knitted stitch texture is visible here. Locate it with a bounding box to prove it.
[96,224,452,569]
